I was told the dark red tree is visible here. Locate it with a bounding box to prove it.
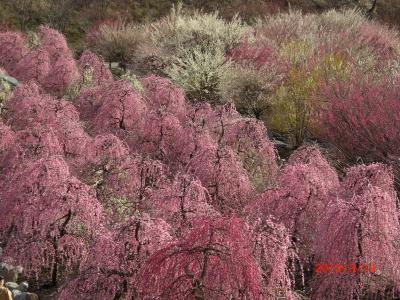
[314,73,400,163]
[137,216,263,300]
[228,38,286,72]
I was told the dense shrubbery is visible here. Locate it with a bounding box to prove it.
[238,9,399,149]
[85,20,145,68]
[1,8,400,300]
[88,5,250,103]
[86,7,400,156]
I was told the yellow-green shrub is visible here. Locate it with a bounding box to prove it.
[267,52,349,147]
[267,68,317,147]
[0,76,12,113]
[278,40,314,67]
[120,70,144,94]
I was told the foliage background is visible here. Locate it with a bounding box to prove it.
[1,0,400,51]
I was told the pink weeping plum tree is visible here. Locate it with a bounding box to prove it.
[0,121,15,181]
[43,55,79,96]
[245,145,339,237]
[222,117,278,191]
[74,80,147,139]
[141,75,188,121]
[75,76,189,171]
[182,103,259,213]
[0,31,27,74]
[195,145,255,214]
[3,82,55,130]
[7,80,42,99]
[38,26,72,62]
[312,163,400,299]
[138,111,194,168]
[58,213,173,300]
[73,84,105,120]
[245,145,340,291]
[0,125,63,176]
[246,216,295,299]
[3,82,92,172]
[177,129,255,214]
[50,101,92,172]
[83,133,131,169]
[0,156,103,288]
[148,173,219,237]
[186,101,277,185]
[12,47,51,84]
[77,133,169,223]
[37,26,79,95]
[81,142,167,222]
[1,26,79,96]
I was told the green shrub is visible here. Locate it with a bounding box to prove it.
[0,77,11,113]
[148,4,250,54]
[134,4,250,76]
[267,52,350,147]
[255,10,318,48]
[88,21,145,65]
[65,65,94,100]
[166,45,232,103]
[268,67,317,147]
[105,196,134,222]
[278,39,314,68]
[120,70,144,94]
[221,65,277,119]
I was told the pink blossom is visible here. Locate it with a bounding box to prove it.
[0,31,27,74]
[78,50,113,85]
[0,156,103,287]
